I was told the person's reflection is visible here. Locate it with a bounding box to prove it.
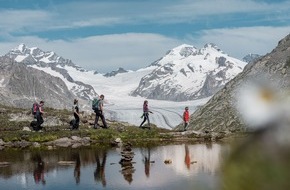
[94,150,107,187]
[206,142,213,149]
[72,153,81,185]
[32,153,46,185]
[141,147,151,178]
[184,144,191,170]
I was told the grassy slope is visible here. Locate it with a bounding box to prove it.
[0,104,173,144]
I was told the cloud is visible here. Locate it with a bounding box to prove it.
[1,0,289,34]
[0,33,181,73]
[167,0,290,15]
[65,33,181,72]
[0,0,289,73]
[0,26,289,74]
[188,26,290,58]
[57,0,290,25]
[0,10,51,34]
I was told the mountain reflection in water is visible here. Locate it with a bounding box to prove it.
[0,143,229,190]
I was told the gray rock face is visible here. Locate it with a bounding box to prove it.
[0,56,75,109]
[185,34,290,132]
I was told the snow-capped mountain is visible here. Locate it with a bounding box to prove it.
[55,64,209,129]
[0,56,75,109]
[6,44,97,100]
[0,43,248,129]
[131,43,247,101]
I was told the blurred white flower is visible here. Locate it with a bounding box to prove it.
[235,79,288,129]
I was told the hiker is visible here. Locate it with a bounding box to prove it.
[34,101,45,131]
[70,99,80,130]
[183,106,189,131]
[139,100,153,128]
[93,94,108,129]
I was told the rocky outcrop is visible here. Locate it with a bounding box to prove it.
[184,33,290,132]
[44,136,91,148]
[104,67,128,77]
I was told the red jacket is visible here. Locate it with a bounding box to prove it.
[183,110,189,122]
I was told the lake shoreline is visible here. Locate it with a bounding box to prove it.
[0,125,248,150]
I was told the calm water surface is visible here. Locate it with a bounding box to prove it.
[0,143,229,190]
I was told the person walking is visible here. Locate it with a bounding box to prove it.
[35,101,45,131]
[139,100,153,128]
[71,99,80,130]
[93,94,108,129]
[183,106,189,131]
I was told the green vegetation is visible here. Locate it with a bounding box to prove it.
[0,104,173,144]
[221,139,290,190]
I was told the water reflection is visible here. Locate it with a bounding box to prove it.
[94,149,107,187]
[0,143,228,190]
[184,144,191,170]
[32,153,46,185]
[162,143,224,175]
[119,143,135,184]
[72,153,81,185]
[140,147,152,178]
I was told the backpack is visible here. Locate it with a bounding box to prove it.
[92,98,100,111]
[32,103,39,115]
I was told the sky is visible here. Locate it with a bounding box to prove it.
[0,0,289,73]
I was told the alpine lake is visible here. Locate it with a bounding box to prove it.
[0,142,230,190]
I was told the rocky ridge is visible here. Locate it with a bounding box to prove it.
[5,44,97,100]
[104,67,128,77]
[183,33,290,132]
[0,56,75,109]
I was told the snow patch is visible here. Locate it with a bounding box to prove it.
[0,78,5,87]
[15,55,28,62]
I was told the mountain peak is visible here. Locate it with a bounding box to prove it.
[204,43,217,48]
[18,43,25,50]
[198,43,224,56]
[166,44,197,57]
[14,43,28,53]
[8,44,74,66]
[132,42,247,101]
[174,44,195,49]
[203,43,222,51]
[4,44,97,101]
